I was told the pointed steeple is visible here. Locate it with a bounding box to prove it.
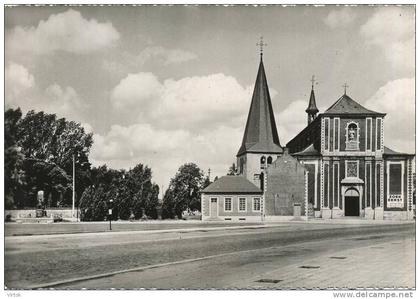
[306,75,319,125]
[237,57,283,157]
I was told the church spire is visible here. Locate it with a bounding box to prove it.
[306,75,319,126]
[237,47,283,157]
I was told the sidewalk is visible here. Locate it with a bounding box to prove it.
[234,236,415,289]
[6,218,413,238]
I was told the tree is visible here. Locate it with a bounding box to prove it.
[163,163,205,219]
[11,110,93,207]
[227,163,237,175]
[80,185,108,221]
[79,163,160,221]
[80,165,123,221]
[4,108,25,208]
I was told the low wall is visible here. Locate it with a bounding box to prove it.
[6,209,80,219]
[384,211,412,221]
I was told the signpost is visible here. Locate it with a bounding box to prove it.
[109,199,113,231]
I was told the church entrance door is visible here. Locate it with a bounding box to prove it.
[210,198,218,218]
[345,196,360,216]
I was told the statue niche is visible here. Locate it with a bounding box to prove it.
[345,122,359,151]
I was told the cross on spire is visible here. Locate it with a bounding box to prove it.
[343,82,349,95]
[310,75,316,90]
[256,36,267,59]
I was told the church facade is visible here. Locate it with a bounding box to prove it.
[287,87,415,220]
[201,52,414,222]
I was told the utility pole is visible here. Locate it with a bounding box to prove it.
[72,153,75,220]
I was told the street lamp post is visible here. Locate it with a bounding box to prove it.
[72,153,75,220]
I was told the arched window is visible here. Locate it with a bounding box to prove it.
[267,156,273,164]
[345,121,360,150]
[260,156,266,169]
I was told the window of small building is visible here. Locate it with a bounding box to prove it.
[253,198,261,211]
[224,198,232,212]
[239,198,246,212]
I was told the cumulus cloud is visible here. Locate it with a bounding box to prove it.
[97,70,285,186]
[137,46,198,65]
[6,9,120,55]
[110,72,253,130]
[110,72,163,111]
[43,84,88,119]
[102,46,198,75]
[5,62,35,106]
[81,123,94,134]
[276,100,308,145]
[364,77,415,154]
[5,63,88,123]
[360,7,414,72]
[90,123,243,188]
[324,7,357,28]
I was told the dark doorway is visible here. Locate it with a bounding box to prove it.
[345,196,360,216]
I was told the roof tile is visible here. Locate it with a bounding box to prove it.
[237,59,283,156]
[201,175,263,194]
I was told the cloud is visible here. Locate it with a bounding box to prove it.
[6,9,120,55]
[43,84,88,120]
[110,72,254,130]
[110,72,163,111]
[364,77,415,154]
[276,100,308,145]
[100,70,283,186]
[5,63,88,123]
[81,123,94,134]
[102,46,198,75]
[137,46,198,65]
[360,7,414,72]
[5,62,35,105]
[324,7,357,28]
[90,123,242,188]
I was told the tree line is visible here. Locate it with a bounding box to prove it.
[5,108,211,220]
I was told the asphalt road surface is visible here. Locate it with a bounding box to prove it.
[5,222,415,289]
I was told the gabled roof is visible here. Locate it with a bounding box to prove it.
[323,94,385,116]
[291,144,320,156]
[201,175,263,194]
[237,58,283,157]
[306,89,319,114]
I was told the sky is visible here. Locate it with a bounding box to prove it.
[5,5,415,193]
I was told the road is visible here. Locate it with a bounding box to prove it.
[5,221,415,289]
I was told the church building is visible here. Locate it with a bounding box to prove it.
[201,47,414,222]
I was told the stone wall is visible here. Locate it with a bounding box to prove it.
[265,152,307,216]
[6,208,79,219]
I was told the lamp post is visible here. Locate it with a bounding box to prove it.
[72,153,76,220]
